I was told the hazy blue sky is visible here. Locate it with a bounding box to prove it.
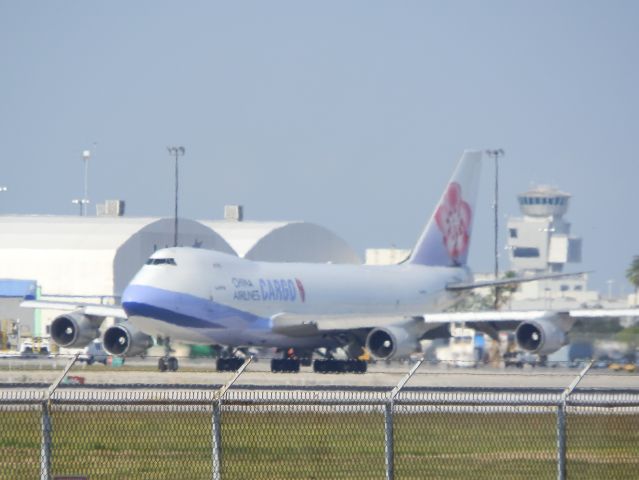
[1,2,637,294]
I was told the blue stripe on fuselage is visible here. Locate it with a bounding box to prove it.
[122,284,271,330]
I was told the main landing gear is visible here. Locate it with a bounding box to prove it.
[216,347,246,372]
[271,357,301,373]
[313,358,367,374]
[158,337,178,372]
[269,348,368,374]
[216,357,245,372]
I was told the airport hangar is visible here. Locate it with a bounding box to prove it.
[0,212,361,339]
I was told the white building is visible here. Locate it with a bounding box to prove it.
[507,186,581,273]
[504,186,602,309]
[365,248,411,265]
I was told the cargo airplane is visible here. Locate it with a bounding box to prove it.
[21,150,639,373]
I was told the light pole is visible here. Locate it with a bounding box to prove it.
[82,150,91,216]
[71,198,89,216]
[485,148,505,309]
[167,146,185,247]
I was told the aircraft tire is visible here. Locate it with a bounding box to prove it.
[168,357,179,371]
[313,359,344,374]
[271,358,300,373]
[313,359,366,374]
[312,359,325,373]
[346,360,367,374]
[158,357,168,372]
[217,357,244,372]
[230,358,244,370]
[217,358,230,372]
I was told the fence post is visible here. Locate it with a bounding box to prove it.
[211,400,222,480]
[211,356,252,480]
[384,401,394,480]
[40,402,52,480]
[556,400,566,480]
[557,360,593,480]
[385,357,424,480]
[41,353,79,480]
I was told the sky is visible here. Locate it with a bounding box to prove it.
[1,1,638,294]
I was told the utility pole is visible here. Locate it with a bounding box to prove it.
[82,150,90,216]
[485,149,505,309]
[72,150,91,216]
[167,146,185,247]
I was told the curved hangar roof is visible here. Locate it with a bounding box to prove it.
[202,220,361,264]
[0,216,360,297]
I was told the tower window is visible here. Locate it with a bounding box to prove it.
[513,247,540,258]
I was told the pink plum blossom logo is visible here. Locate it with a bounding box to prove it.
[434,182,472,262]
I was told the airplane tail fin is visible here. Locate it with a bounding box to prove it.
[407,150,482,267]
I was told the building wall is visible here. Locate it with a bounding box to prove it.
[365,248,411,265]
[244,223,361,264]
[0,249,114,296]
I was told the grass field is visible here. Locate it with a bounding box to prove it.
[0,407,637,479]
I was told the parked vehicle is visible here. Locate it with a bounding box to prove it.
[78,340,108,365]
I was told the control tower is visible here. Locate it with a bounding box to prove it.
[504,186,598,310]
[507,186,582,274]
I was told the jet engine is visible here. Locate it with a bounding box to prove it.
[366,326,419,360]
[50,312,102,348]
[515,319,567,355]
[103,323,154,357]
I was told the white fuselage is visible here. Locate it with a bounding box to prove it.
[121,248,471,349]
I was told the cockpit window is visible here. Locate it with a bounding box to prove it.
[145,258,177,266]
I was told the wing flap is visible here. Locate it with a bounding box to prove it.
[423,310,554,323]
[270,313,405,335]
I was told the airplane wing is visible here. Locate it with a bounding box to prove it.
[446,271,589,291]
[20,300,127,319]
[272,307,639,334]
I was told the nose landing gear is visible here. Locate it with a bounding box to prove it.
[157,337,178,372]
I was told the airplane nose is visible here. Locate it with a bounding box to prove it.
[121,284,135,307]
[121,284,145,317]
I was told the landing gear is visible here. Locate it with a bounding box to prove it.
[270,348,303,373]
[270,358,300,373]
[158,356,179,372]
[158,337,178,372]
[216,357,244,372]
[313,359,367,374]
[215,347,247,372]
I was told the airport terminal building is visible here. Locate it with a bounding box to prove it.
[0,206,360,338]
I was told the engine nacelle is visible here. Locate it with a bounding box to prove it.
[103,323,154,357]
[50,312,102,348]
[515,318,567,355]
[366,326,419,360]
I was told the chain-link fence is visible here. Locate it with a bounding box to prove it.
[0,358,638,479]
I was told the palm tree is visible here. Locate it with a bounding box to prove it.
[626,256,639,305]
